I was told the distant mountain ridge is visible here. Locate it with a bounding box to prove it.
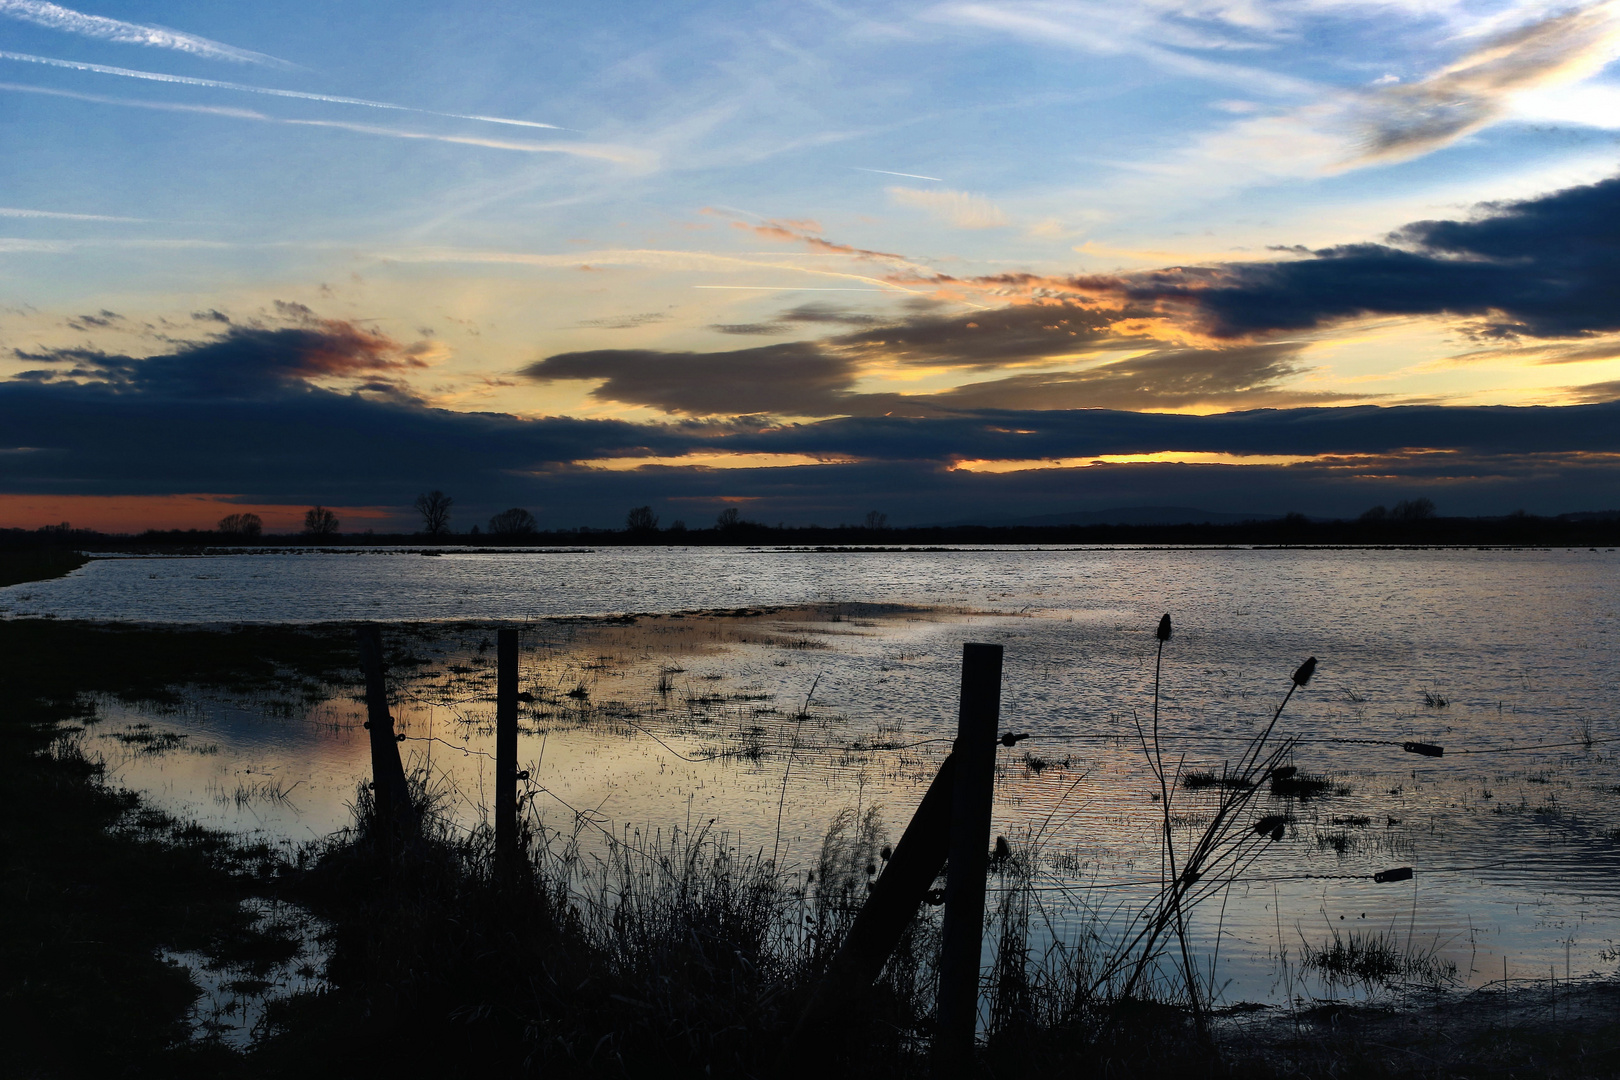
[940,506,1283,527]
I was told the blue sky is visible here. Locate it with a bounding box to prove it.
[3,0,1620,530]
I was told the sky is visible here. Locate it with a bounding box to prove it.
[2,0,1619,532]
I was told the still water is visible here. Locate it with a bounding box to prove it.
[6,545,1619,1006]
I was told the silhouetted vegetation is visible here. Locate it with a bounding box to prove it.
[302,505,339,536]
[8,507,1619,553]
[414,489,453,535]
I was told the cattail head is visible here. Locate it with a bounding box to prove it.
[1156,614,1173,642]
[1292,656,1317,687]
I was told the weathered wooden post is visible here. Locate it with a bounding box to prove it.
[496,626,519,870]
[356,625,411,842]
[934,642,1003,1068]
[780,753,958,1069]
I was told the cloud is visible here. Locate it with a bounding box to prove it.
[521,342,860,415]
[6,325,1620,521]
[0,51,561,130]
[0,0,293,67]
[920,343,1351,411]
[927,1,1316,97]
[575,312,672,330]
[1353,1,1620,164]
[0,81,644,166]
[13,319,433,401]
[729,215,915,262]
[520,331,1347,416]
[1569,378,1620,403]
[0,205,143,221]
[1094,172,1620,340]
[708,301,890,336]
[903,171,1620,344]
[888,186,1009,229]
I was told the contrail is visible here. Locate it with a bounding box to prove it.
[0,82,648,166]
[0,205,144,221]
[0,51,562,129]
[0,0,293,67]
[851,167,944,181]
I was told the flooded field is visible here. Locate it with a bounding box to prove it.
[8,545,1619,1008]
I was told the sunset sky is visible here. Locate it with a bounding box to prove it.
[3,0,1620,531]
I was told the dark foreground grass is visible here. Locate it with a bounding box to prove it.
[0,619,355,1079]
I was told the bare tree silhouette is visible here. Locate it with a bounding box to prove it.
[415,490,453,535]
[303,506,339,536]
[218,512,263,537]
[625,505,659,533]
[715,507,741,530]
[488,507,537,536]
[1392,497,1437,521]
[863,510,888,529]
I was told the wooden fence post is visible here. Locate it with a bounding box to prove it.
[780,753,958,1070]
[934,642,1003,1067]
[356,625,411,842]
[496,627,519,869]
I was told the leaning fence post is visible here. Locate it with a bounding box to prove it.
[934,642,1003,1067]
[779,753,958,1072]
[356,625,411,843]
[496,627,519,870]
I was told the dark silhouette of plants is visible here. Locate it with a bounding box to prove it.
[716,507,742,530]
[488,507,536,536]
[1392,497,1436,521]
[217,512,263,538]
[302,506,339,536]
[625,505,660,533]
[414,490,453,535]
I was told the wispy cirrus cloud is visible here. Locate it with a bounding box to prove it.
[0,0,293,67]
[0,205,143,221]
[0,82,648,166]
[0,51,562,129]
[1352,0,1620,163]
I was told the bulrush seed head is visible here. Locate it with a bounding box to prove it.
[1156,614,1172,642]
[1293,656,1317,687]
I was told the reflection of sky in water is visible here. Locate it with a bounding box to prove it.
[28,545,1620,1005]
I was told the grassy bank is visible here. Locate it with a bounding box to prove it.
[0,546,90,588]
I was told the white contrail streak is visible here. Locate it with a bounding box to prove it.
[851,167,944,181]
[0,50,562,129]
[0,81,649,166]
[0,0,292,67]
[0,205,144,221]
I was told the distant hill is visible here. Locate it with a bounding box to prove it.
[944,506,1283,528]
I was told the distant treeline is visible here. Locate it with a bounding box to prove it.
[6,512,1619,552]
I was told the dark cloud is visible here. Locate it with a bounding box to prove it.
[575,312,671,330]
[521,342,859,415]
[1102,174,1620,340]
[14,323,426,401]
[1569,379,1620,404]
[6,326,1620,524]
[65,310,124,331]
[710,323,790,336]
[924,343,1349,411]
[710,302,902,337]
[835,302,1123,369]
[7,318,1620,527]
[519,336,1328,416]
